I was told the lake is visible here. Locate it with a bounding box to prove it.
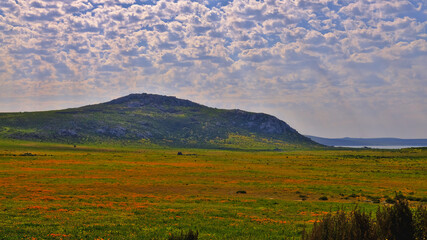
[334,145,426,149]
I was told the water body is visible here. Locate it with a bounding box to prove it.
[334,145,426,149]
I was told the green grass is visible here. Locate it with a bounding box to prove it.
[0,139,425,239]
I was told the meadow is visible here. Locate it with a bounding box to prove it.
[0,140,425,239]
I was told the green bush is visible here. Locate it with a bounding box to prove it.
[168,229,198,240]
[302,200,427,240]
[302,208,376,240]
[394,191,406,201]
[367,195,381,203]
[413,205,427,240]
[299,194,308,201]
[376,199,414,240]
[407,196,422,202]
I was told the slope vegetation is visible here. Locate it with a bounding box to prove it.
[0,93,319,149]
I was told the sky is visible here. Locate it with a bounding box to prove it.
[0,0,426,138]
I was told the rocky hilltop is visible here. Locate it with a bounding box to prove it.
[0,93,319,149]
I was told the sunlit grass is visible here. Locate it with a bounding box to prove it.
[0,140,425,239]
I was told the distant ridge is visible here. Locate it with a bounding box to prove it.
[306,135,427,147]
[0,93,320,149]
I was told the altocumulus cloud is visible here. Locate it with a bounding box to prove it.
[0,0,426,138]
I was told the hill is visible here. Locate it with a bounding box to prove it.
[0,93,319,149]
[306,135,427,147]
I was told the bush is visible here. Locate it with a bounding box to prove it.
[407,196,422,202]
[302,208,376,240]
[376,199,414,240]
[168,229,198,240]
[318,196,328,201]
[394,191,406,201]
[367,195,381,203]
[299,195,308,201]
[413,205,427,240]
[302,200,426,240]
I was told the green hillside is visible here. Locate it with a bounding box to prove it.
[0,93,319,149]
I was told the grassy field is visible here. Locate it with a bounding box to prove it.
[0,140,425,239]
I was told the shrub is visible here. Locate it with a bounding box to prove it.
[302,200,426,240]
[407,196,422,202]
[367,195,381,203]
[318,196,328,201]
[376,199,414,240]
[302,208,375,240]
[168,229,198,240]
[413,205,427,240]
[19,152,36,156]
[299,195,308,201]
[394,191,406,201]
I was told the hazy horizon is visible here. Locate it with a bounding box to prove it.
[1,0,426,138]
[0,92,425,139]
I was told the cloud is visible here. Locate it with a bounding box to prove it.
[54,62,74,76]
[23,10,62,21]
[125,56,153,67]
[160,53,177,63]
[239,48,273,62]
[63,0,93,14]
[97,64,123,72]
[0,0,426,138]
[9,47,50,56]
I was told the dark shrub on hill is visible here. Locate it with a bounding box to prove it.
[302,200,427,240]
[168,229,198,240]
